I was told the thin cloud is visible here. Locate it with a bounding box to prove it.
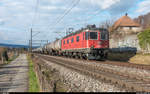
[136,0,150,14]
[0,0,148,45]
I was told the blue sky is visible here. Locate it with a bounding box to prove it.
[0,0,150,45]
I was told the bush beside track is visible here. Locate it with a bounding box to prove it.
[138,28,150,50]
[6,53,18,64]
[0,47,18,65]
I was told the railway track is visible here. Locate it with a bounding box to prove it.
[96,60,150,71]
[35,54,150,92]
[65,56,150,71]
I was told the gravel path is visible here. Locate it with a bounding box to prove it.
[0,54,28,92]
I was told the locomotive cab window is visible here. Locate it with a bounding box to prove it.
[63,40,65,44]
[67,39,69,44]
[90,32,98,40]
[76,36,79,42]
[71,38,74,43]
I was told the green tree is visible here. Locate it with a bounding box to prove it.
[138,29,150,50]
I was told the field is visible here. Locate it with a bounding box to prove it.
[108,52,150,65]
[129,54,150,65]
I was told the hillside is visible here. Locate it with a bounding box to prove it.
[0,43,29,48]
[0,43,39,48]
[134,12,150,29]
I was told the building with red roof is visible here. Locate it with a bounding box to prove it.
[109,13,142,52]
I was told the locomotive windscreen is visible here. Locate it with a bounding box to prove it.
[90,32,98,40]
[100,30,108,40]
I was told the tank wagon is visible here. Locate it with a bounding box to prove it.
[32,47,43,53]
[46,39,61,56]
[33,25,109,60]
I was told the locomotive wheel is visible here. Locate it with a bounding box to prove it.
[69,55,72,58]
[75,55,78,59]
[104,53,108,59]
[86,57,89,60]
[85,56,89,60]
[79,55,83,59]
[71,54,74,58]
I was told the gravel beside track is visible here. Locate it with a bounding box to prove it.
[39,58,126,92]
[41,54,150,82]
[36,54,150,92]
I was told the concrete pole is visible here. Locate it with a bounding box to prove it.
[30,28,33,53]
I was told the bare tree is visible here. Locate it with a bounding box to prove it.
[99,19,115,29]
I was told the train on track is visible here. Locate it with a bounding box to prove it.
[33,25,109,60]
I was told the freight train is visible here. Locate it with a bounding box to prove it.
[33,25,109,60]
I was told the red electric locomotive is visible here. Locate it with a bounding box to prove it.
[61,25,109,60]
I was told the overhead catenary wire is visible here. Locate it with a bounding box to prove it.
[29,0,41,50]
[53,0,80,27]
[43,0,107,40]
[53,8,105,36]
[42,0,80,40]
[40,0,77,39]
[58,7,104,29]
[49,0,80,32]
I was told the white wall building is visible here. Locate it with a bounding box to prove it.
[109,14,142,52]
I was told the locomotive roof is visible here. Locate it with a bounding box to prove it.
[63,27,107,39]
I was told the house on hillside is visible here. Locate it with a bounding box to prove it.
[109,13,142,52]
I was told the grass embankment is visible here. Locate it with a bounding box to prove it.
[27,54,40,92]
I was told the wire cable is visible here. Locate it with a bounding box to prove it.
[53,0,80,27]
[31,0,40,28]
[42,0,80,40]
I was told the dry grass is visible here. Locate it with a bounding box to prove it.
[129,54,150,65]
[108,52,150,65]
[0,47,4,52]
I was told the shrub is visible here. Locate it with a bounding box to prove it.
[138,29,150,50]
